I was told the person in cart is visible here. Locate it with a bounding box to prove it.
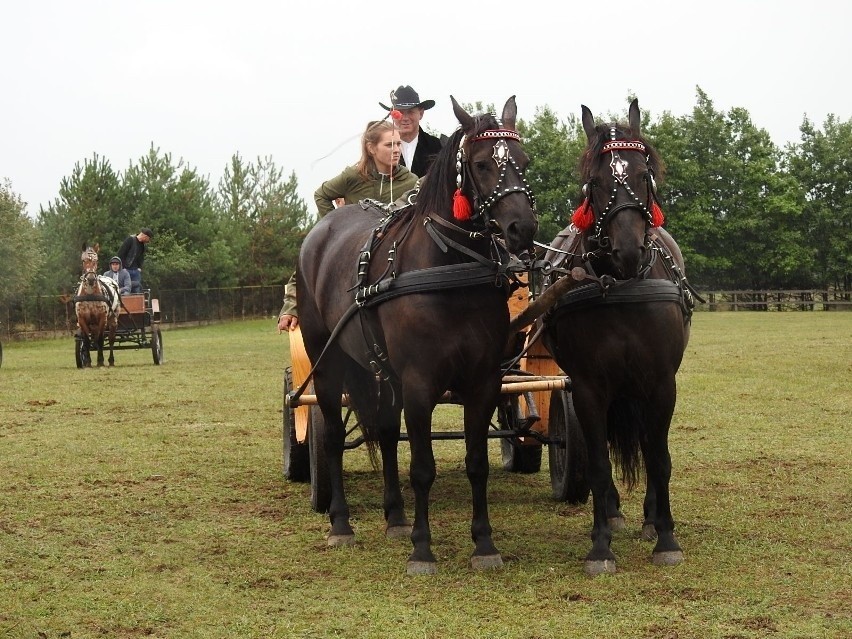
[103,256,132,295]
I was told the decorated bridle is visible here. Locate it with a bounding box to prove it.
[81,247,99,276]
[572,127,664,242]
[452,125,537,225]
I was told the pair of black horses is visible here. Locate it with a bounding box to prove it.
[298,96,692,576]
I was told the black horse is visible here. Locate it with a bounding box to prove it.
[297,96,538,574]
[533,99,696,575]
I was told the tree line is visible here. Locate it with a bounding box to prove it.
[1,87,849,319]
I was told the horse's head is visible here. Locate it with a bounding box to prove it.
[575,99,665,278]
[81,243,100,275]
[448,96,538,257]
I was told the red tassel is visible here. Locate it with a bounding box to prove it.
[571,198,594,231]
[453,188,472,221]
[651,201,665,227]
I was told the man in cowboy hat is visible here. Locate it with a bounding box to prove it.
[380,85,445,178]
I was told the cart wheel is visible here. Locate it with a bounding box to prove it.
[548,390,590,503]
[75,334,89,368]
[0,341,3,367]
[309,405,331,513]
[282,367,309,482]
[498,395,542,473]
[151,326,164,364]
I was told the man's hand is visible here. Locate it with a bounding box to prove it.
[277,314,299,332]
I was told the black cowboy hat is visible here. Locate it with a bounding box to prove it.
[379,85,435,111]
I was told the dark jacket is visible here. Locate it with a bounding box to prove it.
[406,128,444,177]
[117,235,146,270]
[102,267,132,295]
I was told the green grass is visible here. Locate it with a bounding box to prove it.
[0,313,849,638]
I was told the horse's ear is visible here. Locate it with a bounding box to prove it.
[94,243,100,253]
[82,242,87,252]
[451,95,475,133]
[628,98,641,136]
[501,95,517,130]
[581,105,596,142]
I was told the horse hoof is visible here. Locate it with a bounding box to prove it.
[406,561,437,576]
[584,559,616,576]
[327,534,355,547]
[385,525,412,539]
[652,550,684,566]
[608,516,626,532]
[470,554,503,571]
[641,524,657,541]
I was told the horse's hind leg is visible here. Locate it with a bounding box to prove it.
[606,481,626,531]
[107,323,116,367]
[346,372,409,537]
[641,479,658,541]
[402,392,438,575]
[314,357,355,547]
[377,399,410,538]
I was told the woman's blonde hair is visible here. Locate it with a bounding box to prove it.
[356,120,396,181]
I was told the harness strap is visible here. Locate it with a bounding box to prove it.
[547,279,684,319]
[358,261,508,307]
[74,294,110,303]
[288,262,512,407]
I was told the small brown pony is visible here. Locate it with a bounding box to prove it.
[74,243,120,367]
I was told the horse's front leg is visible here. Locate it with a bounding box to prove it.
[402,392,437,575]
[463,382,503,571]
[95,317,107,367]
[573,382,617,575]
[641,385,683,565]
[80,330,93,368]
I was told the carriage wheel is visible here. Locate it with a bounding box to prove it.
[548,390,590,503]
[309,406,332,513]
[282,367,309,482]
[498,394,543,473]
[0,341,3,367]
[74,334,89,369]
[151,326,164,365]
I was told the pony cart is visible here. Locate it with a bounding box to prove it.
[75,289,163,367]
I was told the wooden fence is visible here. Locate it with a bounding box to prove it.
[2,287,850,339]
[700,290,851,311]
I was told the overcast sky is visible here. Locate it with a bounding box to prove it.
[3,0,849,221]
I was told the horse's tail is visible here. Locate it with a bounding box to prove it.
[607,397,644,491]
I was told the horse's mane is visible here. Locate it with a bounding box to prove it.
[579,123,666,184]
[413,112,502,216]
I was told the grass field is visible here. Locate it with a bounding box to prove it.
[0,313,849,638]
